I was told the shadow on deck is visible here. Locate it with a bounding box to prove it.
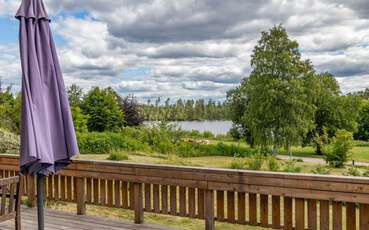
[0,207,177,230]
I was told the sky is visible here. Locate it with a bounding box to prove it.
[0,0,369,102]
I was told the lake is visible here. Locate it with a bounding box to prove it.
[144,120,233,135]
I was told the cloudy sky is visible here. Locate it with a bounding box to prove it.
[0,0,369,101]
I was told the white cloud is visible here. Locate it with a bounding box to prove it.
[1,0,369,100]
[0,0,19,16]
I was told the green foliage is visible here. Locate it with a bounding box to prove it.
[81,87,124,132]
[71,106,88,133]
[311,166,331,175]
[345,166,361,177]
[266,156,280,171]
[229,157,246,169]
[313,129,330,155]
[355,100,369,141]
[244,154,263,170]
[77,132,114,154]
[282,160,301,173]
[226,84,255,146]
[324,130,353,168]
[362,170,369,177]
[0,128,19,154]
[67,84,84,107]
[202,131,214,139]
[229,25,315,152]
[117,94,144,126]
[141,97,229,121]
[0,84,21,133]
[107,151,128,161]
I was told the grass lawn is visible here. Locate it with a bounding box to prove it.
[46,201,271,230]
[75,151,367,176]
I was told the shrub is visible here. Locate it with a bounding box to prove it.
[244,155,263,170]
[311,166,331,175]
[77,132,113,154]
[324,130,353,168]
[202,131,214,139]
[229,126,242,140]
[230,157,246,169]
[267,156,280,171]
[0,128,19,154]
[362,170,369,177]
[282,160,301,173]
[107,151,128,161]
[314,130,330,155]
[345,166,361,177]
[188,130,201,138]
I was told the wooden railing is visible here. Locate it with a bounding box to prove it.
[1,154,369,229]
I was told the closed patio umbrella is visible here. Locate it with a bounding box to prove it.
[15,0,79,229]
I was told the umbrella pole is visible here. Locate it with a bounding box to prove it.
[37,174,45,230]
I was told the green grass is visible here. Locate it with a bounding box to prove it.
[45,201,271,230]
[76,150,369,176]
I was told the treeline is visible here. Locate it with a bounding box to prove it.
[140,98,230,121]
[226,25,369,158]
[0,82,230,134]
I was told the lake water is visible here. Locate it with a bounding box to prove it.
[144,120,233,135]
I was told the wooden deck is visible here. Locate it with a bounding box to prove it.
[0,207,177,230]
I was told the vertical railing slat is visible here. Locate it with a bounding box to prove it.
[153,184,160,213]
[346,202,356,230]
[227,191,235,223]
[216,190,224,221]
[272,195,281,229]
[161,185,168,214]
[307,199,317,230]
[260,194,268,227]
[295,198,305,230]
[320,200,330,230]
[114,180,121,208]
[198,189,205,219]
[144,184,151,211]
[249,193,257,225]
[284,197,293,230]
[237,192,246,224]
[107,180,113,207]
[170,185,177,215]
[100,179,106,206]
[333,201,342,230]
[121,182,128,209]
[93,178,99,205]
[179,186,186,216]
[86,178,92,204]
[360,204,369,230]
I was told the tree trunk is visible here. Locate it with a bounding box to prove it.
[272,145,278,156]
[316,143,322,155]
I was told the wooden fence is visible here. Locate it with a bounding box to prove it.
[0,154,369,229]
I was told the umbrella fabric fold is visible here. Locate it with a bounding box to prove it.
[16,0,79,176]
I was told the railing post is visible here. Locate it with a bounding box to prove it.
[26,175,36,207]
[133,182,144,224]
[75,177,86,215]
[204,189,214,230]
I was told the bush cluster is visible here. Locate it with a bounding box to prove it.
[76,124,255,157]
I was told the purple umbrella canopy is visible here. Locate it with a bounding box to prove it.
[16,0,79,176]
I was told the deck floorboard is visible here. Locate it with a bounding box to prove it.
[0,208,177,230]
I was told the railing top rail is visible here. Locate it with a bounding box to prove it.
[1,153,369,183]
